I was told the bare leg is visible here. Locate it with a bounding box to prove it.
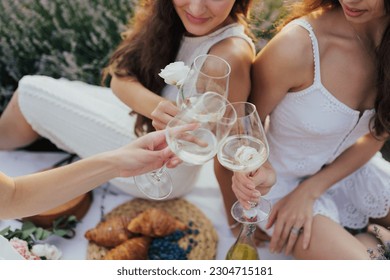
[356,232,383,259]
[0,90,39,149]
[292,215,370,259]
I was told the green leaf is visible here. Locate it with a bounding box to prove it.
[0,226,11,236]
[52,229,70,237]
[40,229,52,240]
[21,221,37,231]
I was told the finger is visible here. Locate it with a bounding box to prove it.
[255,185,271,196]
[232,176,260,199]
[302,219,312,250]
[234,172,255,187]
[231,186,253,209]
[178,131,208,147]
[165,157,182,168]
[151,131,169,150]
[269,220,284,253]
[275,222,294,253]
[152,119,166,131]
[266,205,278,229]
[285,226,302,255]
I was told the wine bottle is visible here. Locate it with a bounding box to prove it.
[226,223,259,260]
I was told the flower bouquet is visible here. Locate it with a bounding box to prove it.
[0,216,77,260]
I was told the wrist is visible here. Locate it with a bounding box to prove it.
[301,176,329,200]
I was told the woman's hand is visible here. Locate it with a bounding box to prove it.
[114,130,182,178]
[231,161,276,209]
[266,180,316,255]
[151,100,179,130]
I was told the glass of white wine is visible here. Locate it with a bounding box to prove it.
[135,94,236,200]
[217,102,272,224]
[177,54,231,110]
[166,93,236,165]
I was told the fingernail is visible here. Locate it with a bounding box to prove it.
[253,191,261,197]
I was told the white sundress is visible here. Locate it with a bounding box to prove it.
[263,19,390,230]
[17,23,255,199]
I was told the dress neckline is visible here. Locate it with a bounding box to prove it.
[287,19,375,116]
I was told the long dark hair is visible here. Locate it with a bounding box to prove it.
[279,0,390,138]
[103,0,253,136]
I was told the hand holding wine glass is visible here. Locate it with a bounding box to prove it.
[217,102,272,224]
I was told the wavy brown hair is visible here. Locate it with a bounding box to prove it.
[278,0,390,139]
[103,0,253,136]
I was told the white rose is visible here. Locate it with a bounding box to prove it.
[31,243,62,260]
[234,145,259,165]
[159,61,190,88]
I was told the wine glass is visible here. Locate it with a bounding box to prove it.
[217,102,272,224]
[135,94,236,200]
[177,54,231,110]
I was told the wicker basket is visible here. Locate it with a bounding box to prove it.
[86,198,218,260]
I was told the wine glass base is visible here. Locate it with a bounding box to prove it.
[134,172,172,200]
[231,199,271,224]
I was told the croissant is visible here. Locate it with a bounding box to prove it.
[103,236,151,260]
[127,208,187,237]
[85,215,133,248]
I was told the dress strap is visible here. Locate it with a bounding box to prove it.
[286,19,321,84]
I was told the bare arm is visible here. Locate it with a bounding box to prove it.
[110,76,166,119]
[0,130,179,220]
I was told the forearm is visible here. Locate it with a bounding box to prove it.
[110,75,165,119]
[305,134,385,199]
[1,152,119,219]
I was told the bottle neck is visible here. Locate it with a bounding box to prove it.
[238,223,256,240]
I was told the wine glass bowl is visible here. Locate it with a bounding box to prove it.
[166,94,237,166]
[177,54,231,109]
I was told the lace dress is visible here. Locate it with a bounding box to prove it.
[17,23,254,199]
[263,19,390,229]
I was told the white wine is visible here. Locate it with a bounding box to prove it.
[169,128,218,165]
[226,243,259,260]
[218,135,267,172]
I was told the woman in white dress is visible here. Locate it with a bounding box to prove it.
[228,0,390,259]
[0,0,262,199]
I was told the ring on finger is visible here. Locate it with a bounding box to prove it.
[290,226,302,235]
[247,201,258,208]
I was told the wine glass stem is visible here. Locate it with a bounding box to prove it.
[151,163,167,182]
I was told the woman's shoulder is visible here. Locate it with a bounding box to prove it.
[252,20,316,91]
[209,35,254,70]
[260,22,313,68]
